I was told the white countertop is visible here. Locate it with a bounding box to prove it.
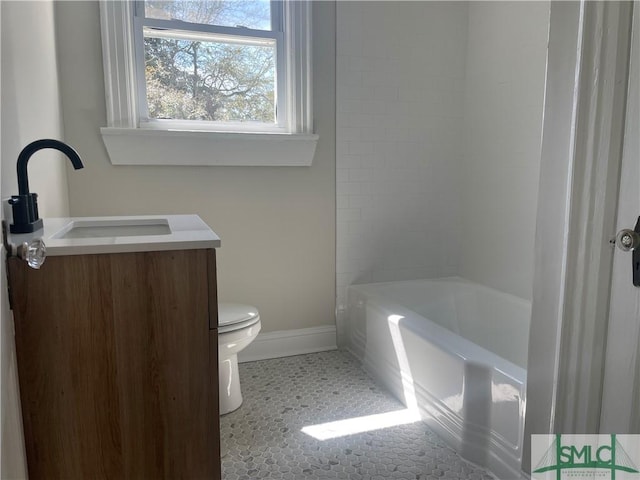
[7,215,221,256]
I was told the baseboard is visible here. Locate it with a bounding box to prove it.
[237,325,338,363]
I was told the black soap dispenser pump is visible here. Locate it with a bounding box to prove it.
[9,139,84,234]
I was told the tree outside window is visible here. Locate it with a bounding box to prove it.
[142,0,277,124]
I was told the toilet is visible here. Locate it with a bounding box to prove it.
[218,303,261,415]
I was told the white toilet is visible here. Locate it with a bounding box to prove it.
[218,303,261,415]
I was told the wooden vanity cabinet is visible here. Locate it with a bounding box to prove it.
[8,248,220,480]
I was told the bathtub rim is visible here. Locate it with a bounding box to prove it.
[347,275,531,373]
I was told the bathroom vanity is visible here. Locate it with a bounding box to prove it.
[6,215,221,480]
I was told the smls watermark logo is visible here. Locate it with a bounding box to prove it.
[532,435,640,480]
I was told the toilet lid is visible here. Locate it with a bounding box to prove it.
[218,303,260,329]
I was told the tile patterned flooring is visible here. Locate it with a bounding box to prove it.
[220,350,494,479]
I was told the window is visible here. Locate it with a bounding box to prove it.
[99,0,317,166]
[137,1,283,130]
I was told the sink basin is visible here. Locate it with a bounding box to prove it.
[53,218,171,239]
[9,215,220,257]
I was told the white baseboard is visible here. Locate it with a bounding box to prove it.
[237,325,337,363]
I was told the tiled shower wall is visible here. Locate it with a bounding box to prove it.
[336,2,468,342]
[460,2,549,301]
[336,2,550,344]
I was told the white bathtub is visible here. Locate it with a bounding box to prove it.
[347,277,530,479]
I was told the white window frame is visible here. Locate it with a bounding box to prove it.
[99,0,317,166]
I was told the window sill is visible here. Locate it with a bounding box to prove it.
[100,128,319,167]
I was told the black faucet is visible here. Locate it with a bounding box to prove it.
[9,139,84,234]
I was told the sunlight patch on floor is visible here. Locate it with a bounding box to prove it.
[301,408,422,441]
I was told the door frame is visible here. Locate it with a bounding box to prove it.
[522,0,634,473]
[600,3,640,433]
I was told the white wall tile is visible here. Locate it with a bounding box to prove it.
[336,195,350,210]
[336,1,549,346]
[348,168,374,182]
[460,1,549,301]
[340,154,364,169]
[347,141,373,156]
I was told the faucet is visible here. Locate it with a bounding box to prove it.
[9,139,84,234]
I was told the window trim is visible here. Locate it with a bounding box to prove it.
[99,0,317,166]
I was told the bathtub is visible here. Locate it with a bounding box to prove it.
[346,277,530,479]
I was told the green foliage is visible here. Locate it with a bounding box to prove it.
[143,1,276,124]
[145,37,275,123]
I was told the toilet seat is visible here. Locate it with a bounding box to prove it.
[218,303,260,334]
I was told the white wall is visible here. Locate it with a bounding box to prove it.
[1,1,71,477]
[336,2,468,341]
[1,2,71,214]
[460,2,550,300]
[54,1,336,335]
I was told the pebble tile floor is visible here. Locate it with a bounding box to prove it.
[220,350,494,479]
